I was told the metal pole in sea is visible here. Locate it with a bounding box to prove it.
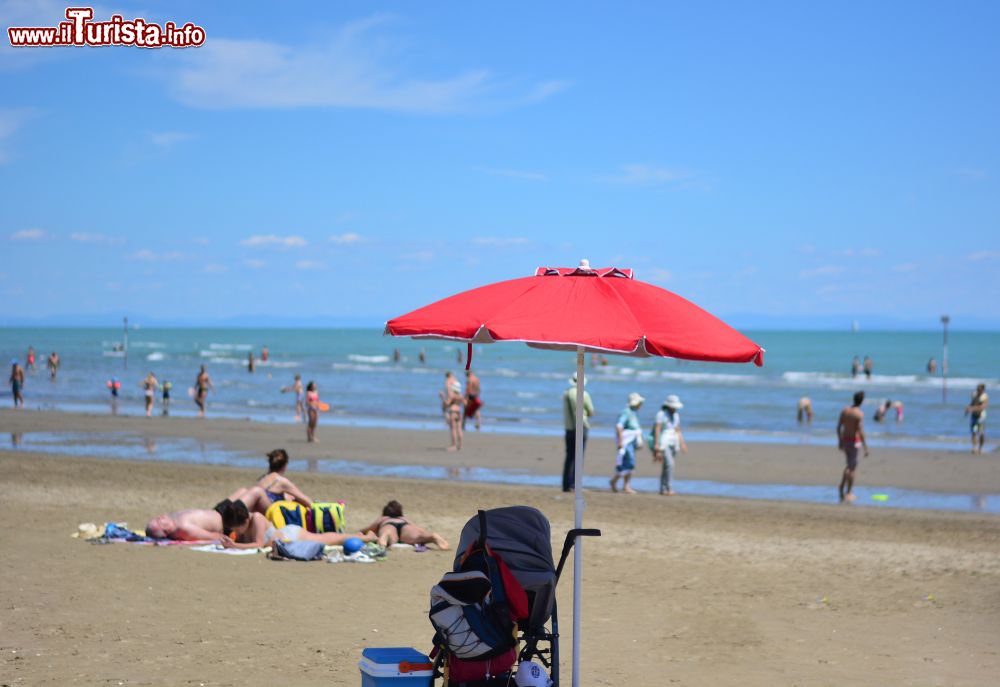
[123,316,129,371]
[940,314,949,403]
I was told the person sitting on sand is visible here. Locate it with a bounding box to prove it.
[245,449,313,510]
[145,499,252,541]
[361,500,449,550]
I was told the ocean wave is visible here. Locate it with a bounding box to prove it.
[782,371,993,390]
[209,343,253,351]
[131,342,167,349]
[146,352,166,362]
[332,363,393,374]
[347,354,390,364]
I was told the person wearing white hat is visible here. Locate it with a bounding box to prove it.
[610,392,645,494]
[562,372,594,492]
[653,394,687,495]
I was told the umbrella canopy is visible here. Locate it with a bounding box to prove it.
[385,260,764,687]
[385,262,764,365]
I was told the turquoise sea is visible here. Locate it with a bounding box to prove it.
[2,328,997,451]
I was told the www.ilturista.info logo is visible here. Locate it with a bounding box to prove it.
[7,7,206,48]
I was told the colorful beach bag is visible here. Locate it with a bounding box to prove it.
[309,501,347,533]
[265,500,308,529]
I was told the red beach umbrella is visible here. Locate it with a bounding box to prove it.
[385,260,764,686]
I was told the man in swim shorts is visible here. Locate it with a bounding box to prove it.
[9,360,25,408]
[966,383,989,455]
[836,391,869,503]
[145,500,252,541]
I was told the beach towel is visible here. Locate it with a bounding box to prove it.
[189,544,262,555]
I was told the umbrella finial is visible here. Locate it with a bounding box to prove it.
[579,258,590,270]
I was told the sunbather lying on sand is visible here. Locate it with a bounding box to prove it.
[145,499,253,542]
[361,500,449,550]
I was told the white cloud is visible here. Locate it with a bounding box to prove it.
[295,260,326,270]
[203,263,228,274]
[164,16,558,113]
[473,237,530,247]
[606,164,693,186]
[859,248,881,257]
[329,232,362,244]
[128,249,187,261]
[244,259,266,269]
[150,131,192,148]
[480,167,547,181]
[70,232,121,244]
[799,265,844,278]
[9,228,45,240]
[966,250,1000,261]
[240,234,307,248]
[951,167,988,181]
[401,250,435,262]
[646,268,673,283]
[892,263,919,272]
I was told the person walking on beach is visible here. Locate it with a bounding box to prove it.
[836,391,869,503]
[463,369,482,430]
[653,395,687,495]
[610,392,645,494]
[863,356,873,380]
[281,374,305,422]
[851,356,861,378]
[305,381,321,443]
[194,365,212,418]
[141,372,159,417]
[47,351,60,381]
[966,384,989,455]
[9,360,24,408]
[562,372,594,492]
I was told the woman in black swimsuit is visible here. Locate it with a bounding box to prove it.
[361,500,450,550]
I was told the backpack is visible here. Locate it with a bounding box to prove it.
[429,512,529,664]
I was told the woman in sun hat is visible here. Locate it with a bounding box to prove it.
[653,394,687,495]
[610,391,645,494]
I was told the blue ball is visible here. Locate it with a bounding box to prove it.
[343,537,364,555]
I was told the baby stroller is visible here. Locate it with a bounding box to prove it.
[429,506,600,686]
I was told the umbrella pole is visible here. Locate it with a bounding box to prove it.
[572,346,585,687]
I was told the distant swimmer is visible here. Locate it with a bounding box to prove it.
[836,391,869,503]
[248,351,255,373]
[260,345,269,362]
[965,384,989,455]
[927,358,938,375]
[873,399,903,423]
[47,351,60,381]
[26,347,35,372]
[797,397,814,424]
[106,376,121,398]
[851,356,861,378]
[194,365,213,418]
[419,348,426,364]
[393,348,401,363]
[9,359,24,409]
[863,356,873,380]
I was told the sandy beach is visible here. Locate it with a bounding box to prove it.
[1,409,999,686]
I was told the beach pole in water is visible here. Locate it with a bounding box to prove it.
[123,316,129,371]
[572,346,585,687]
[940,315,949,402]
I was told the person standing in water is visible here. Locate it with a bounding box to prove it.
[281,374,305,422]
[851,356,861,378]
[836,391,869,503]
[260,345,269,362]
[47,351,60,381]
[161,380,172,415]
[141,372,159,417]
[463,369,482,430]
[305,381,321,443]
[248,351,255,373]
[9,360,24,408]
[863,356,873,380]
[194,365,213,418]
[966,384,989,455]
[26,347,35,372]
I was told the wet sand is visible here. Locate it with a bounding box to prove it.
[1,409,999,686]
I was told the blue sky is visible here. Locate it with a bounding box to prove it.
[2,1,998,328]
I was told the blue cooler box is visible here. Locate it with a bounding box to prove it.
[359,647,433,687]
